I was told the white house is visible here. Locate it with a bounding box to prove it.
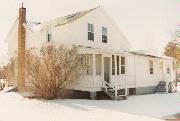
[5,5,176,99]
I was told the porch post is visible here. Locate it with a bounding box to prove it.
[101,54,104,83]
[93,53,96,77]
[125,55,128,96]
[165,76,169,93]
[115,55,117,76]
[109,55,112,84]
[90,53,97,99]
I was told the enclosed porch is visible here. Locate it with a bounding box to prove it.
[73,46,132,99]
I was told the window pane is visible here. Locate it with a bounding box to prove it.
[149,60,153,74]
[102,27,107,35]
[48,34,51,42]
[102,35,107,43]
[88,32,94,41]
[121,66,125,74]
[121,57,125,65]
[150,68,153,74]
[91,24,94,32]
[102,27,105,35]
[104,28,107,35]
[167,67,170,74]
[173,62,176,70]
[112,55,115,75]
[117,56,119,75]
[88,23,94,41]
[88,23,91,32]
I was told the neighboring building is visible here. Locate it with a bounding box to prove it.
[5,5,176,99]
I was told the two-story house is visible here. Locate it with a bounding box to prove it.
[5,5,176,99]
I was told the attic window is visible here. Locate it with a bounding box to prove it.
[88,23,94,41]
[102,27,107,43]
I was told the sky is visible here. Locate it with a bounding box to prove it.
[0,0,180,63]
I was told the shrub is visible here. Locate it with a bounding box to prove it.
[26,44,86,99]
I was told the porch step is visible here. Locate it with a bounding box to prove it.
[155,81,176,93]
[155,81,167,93]
[102,88,127,100]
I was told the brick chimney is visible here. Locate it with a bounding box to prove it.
[18,3,26,91]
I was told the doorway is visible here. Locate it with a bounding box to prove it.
[104,57,110,83]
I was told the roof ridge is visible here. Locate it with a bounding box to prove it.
[57,6,101,20]
[54,6,101,27]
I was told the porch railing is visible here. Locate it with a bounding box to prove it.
[102,79,127,97]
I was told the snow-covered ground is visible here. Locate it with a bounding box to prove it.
[0,91,179,121]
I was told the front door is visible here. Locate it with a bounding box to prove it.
[104,57,110,83]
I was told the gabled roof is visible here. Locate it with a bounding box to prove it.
[54,6,100,27]
[25,6,100,32]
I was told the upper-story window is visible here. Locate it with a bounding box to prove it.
[102,27,107,43]
[47,25,52,42]
[88,23,94,41]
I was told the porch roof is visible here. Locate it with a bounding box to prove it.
[130,50,176,60]
[73,45,126,55]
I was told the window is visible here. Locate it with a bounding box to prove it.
[47,34,51,42]
[149,60,153,74]
[102,27,107,43]
[88,23,94,41]
[121,56,125,74]
[112,55,115,75]
[173,61,176,71]
[160,61,163,70]
[117,56,119,75]
[81,56,90,75]
[167,67,170,74]
[47,25,52,42]
[81,56,88,67]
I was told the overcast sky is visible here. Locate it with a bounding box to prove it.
[0,0,180,63]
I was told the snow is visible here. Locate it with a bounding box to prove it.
[25,21,43,32]
[176,82,180,92]
[0,92,179,121]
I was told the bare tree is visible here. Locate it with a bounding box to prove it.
[26,44,86,99]
[0,58,16,82]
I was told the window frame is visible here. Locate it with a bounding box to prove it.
[117,56,119,75]
[167,67,170,74]
[102,27,107,43]
[121,56,126,74]
[47,25,52,42]
[149,60,154,75]
[112,55,115,75]
[173,61,176,71]
[47,33,51,42]
[88,23,94,41]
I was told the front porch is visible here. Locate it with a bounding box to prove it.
[74,46,131,99]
